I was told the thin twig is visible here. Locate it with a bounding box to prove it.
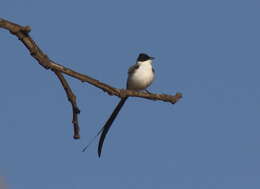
[54,71,80,139]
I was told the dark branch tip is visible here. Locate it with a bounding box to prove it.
[73,135,80,139]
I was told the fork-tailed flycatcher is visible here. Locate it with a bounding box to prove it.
[83,53,155,157]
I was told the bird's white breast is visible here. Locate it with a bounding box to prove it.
[127,60,154,90]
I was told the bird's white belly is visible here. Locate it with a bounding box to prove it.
[127,65,154,90]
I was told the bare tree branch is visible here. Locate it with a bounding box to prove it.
[54,71,80,139]
[0,18,183,139]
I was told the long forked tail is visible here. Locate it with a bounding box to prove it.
[81,97,128,155]
[98,97,128,157]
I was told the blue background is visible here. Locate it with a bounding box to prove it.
[1,0,260,188]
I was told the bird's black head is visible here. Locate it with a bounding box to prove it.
[137,53,154,62]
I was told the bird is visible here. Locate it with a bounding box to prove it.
[82,53,155,157]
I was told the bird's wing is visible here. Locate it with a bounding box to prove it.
[128,64,139,75]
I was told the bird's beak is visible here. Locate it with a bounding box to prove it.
[150,57,155,60]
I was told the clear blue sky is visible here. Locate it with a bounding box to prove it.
[1,0,260,188]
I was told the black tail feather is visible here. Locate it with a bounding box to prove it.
[98,97,128,157]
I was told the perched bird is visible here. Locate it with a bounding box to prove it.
[83,53,155,157]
